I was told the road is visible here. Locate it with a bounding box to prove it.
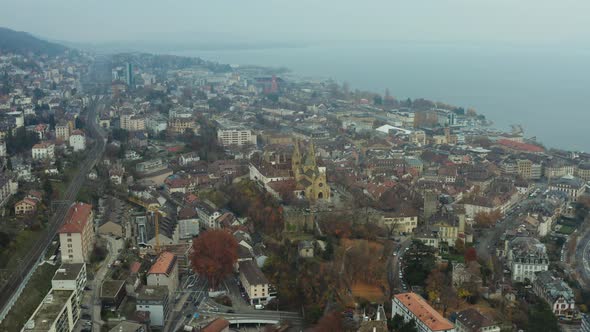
[388,237,411,294]
[165,274,209,332]
[0,95,107,317]
[165,273,303,331]
[474,194,535,261]
[572,220,590,288]
[198,304,303,326]
[90,236,123,331]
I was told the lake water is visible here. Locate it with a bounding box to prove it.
[171,41,590,152]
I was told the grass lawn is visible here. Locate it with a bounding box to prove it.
[557,225,576,235]
[0,263,59,331]
[283,232,315,242]
[442,253,465,263]
[0,229,44,271]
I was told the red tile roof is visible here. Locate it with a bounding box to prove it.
[201,318,230,332]
[58,202,93,234]
[497,139,544,153]
[394,292,454,331]
[148,251,176,275]
[130,261,141,274]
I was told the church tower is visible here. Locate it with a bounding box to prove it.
[292,139,302,178]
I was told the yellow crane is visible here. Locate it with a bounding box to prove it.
[128,196,166,253]
[148,206,167,254]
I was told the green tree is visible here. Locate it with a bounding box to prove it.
[528,301,559,332]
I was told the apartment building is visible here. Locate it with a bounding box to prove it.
[32,142,55,160]
[381,213,419,234]
[533,271,577,319]
[136,286,169,327]
[69,130,86,151]
[392,292,455,332]
[217,128,257,146]
[239,260,270,306]
[21,289,80,332]
[55,123,70,141]
[454,308,500,332]
[58,202,94,264]
[147,251,179,296]
[508,237,549,282]
[120,113,146,132]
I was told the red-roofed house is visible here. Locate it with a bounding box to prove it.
[14,197,38,215]
[58,202,94,263]
[147,251,179,295]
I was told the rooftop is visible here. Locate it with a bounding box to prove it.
[23,290,74,331]
[52,263,84,281]
[239,260,268,286]
[101,280,126,299]
[136,286,168,302]
[58,202,93,234]
[108,321,145,332]
[535,271,575,302]
[394,292,454,331]
[148,251,176,275]
[456,308,496,331]
[201,318,230,332]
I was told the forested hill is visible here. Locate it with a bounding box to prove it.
[0,27,68,56]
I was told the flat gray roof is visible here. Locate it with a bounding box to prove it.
[24,290,74,331]
[52,263,84,281]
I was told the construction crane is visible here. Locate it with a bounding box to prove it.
[148,206,162,254]
[128,196,167,253]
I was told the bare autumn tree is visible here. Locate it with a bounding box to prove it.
[190,230,238,289]
[464,247,478,263]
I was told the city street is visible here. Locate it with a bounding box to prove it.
[474,193,536,260]
[91,236,123,331]
[388,237,411,294]
[571,220,590,288]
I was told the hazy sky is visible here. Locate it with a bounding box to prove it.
[1,0,590,45]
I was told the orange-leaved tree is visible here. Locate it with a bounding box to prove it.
[190,230,238,289]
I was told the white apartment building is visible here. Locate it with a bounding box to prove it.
[32,142,55,160]
[381,213,419,234]
[392,292,455,332]
[58,202,95,264]
[508,237,549,282]
[136,286,169,327]
[69,130,86,152]
[52,263,87,305]
[120,113,146,131]
[239,260,270,306]
[21,289,80,332]
[217,128,257,147]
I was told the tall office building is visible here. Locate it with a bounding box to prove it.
[125,62,134,88]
